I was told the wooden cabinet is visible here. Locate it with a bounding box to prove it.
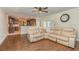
[19,18,36,26]
[27,19,36,26]
[19,18,27,26]
[8,16,20,34]
[8,16,36,35]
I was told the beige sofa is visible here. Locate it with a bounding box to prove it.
[27,26,76,48]
[27,27,45,42]
[46,26,76,48]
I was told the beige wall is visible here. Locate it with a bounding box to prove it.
[46,8,79,41]
[0,9,8,44]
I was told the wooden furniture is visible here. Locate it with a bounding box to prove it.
[27,19,36,26]
[19,17,36,26]
[8,16,20,35]
[19,18,27,26]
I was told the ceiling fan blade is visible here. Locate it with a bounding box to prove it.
[33,7,39,12]
[42,8,48,13]
[43,7,48,9]
[32,10,38,12]
[42,10,48,12]
[33,7,48,13]
[42,7,48,11]
[34,7,38,9]
[44,11,48,13]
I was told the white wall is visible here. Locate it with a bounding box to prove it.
[46,8,79,41]
[0,9,8,44]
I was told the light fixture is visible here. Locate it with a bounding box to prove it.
[32,7,48,13]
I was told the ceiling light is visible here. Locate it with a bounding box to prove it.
[32,7,48,13]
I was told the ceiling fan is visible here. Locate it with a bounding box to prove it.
[32,7,48,13]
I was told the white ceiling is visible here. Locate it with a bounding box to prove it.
[0,7,76,17]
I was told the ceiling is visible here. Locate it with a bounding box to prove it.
[0,7,76,17]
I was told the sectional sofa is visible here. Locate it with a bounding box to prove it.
[27,26,76,48]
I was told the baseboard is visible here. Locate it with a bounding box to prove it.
[0,34,8,45]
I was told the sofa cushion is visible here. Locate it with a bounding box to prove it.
[54,26,62,30]
[61,31,76,37]
[47,27,62,35]
[53,29,61,35]
[62,27,74,32]
[57,39,69,46]
[50,33,69,41]
[27,27,45,34]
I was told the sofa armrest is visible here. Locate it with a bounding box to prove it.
[68,37,76,48]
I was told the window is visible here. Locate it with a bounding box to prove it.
[44,20,54,28]
[36,18,41,27]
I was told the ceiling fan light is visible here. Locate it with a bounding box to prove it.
[39,11,42,13]
[32,7,48,13]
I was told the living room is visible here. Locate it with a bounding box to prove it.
[0,7,79,51]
